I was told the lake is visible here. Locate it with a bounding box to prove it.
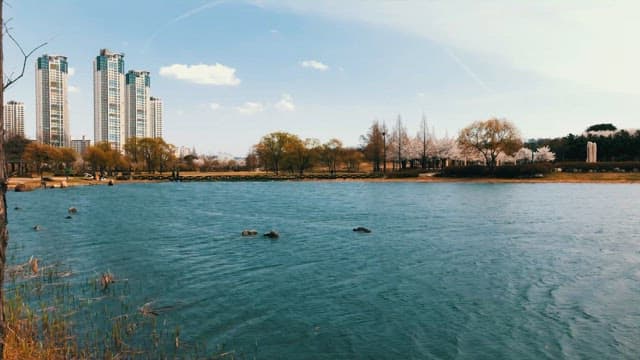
[6,182,640,359]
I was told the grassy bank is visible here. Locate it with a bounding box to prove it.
[8,169,640,191]
[2,257,232,359]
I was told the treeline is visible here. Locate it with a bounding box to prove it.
[529,125,640,162]
[248,132,364,175]
[3,136,179,176]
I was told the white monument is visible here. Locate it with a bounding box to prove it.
[586,141,597,163]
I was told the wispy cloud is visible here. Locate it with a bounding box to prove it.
[300,60,329,71]
[209,102,221,110]
[236,102,265,115]
[68,67,76,77]
[68,85,79,93]
[275,93,295,112]
[143,0,226,53]
[444,48,493,94]
[159,64,241,86]
[263,1,640,94]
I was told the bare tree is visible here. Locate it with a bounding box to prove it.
[0,2,47,354]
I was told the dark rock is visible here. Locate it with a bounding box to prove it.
[14,183,28,192]
[33,225,42,231]
[108,180,114,186]
[65,215,73,219]
[263,230,279,239]
[353,227,372,233]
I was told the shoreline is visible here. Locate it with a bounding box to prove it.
[7,171,640,191]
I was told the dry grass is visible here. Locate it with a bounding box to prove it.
[2,258,232,359]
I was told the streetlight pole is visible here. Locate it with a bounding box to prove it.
[382,131,387,173]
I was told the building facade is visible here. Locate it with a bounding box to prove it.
[71,135,92,156]
[149,96,163,139]
[3,100,25,139]
[125,70,151,139]
[36,55,70,147]
[94,49,125,151]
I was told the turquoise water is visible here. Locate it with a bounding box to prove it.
[6,182,640,359]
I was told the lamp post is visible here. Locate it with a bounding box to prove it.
[382,131,387,173]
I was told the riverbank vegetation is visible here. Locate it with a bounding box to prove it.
[2,256,232,359]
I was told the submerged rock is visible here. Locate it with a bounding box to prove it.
[14,183,28,192]
[353,227,372,233]
[263,230,279,239]
[33,225,42,231]
[241,229,258,236]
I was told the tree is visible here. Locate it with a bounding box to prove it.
[360,120,384,172]
[342,147,364,172]
[457,118,523,171]
[586,123,616,132]
[1,3,48,353]
[284,137,320,175]
[534,145,556,162]
[4,135,31,175]
[321,138,343,175]
[389,115,409,170]
[418,114,429,168]
[255,132,296,175]
[514,147,533,164]
[22,142,56,176]
[245,151,259,171]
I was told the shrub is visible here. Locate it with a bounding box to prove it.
[555,161,640,172]
[441,163,553,178]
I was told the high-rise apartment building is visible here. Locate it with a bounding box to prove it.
[149,97,163,139]
[3,101,25,139]
[125,70,150,139]
[94,49,125,151]
[71,135,91,156]
[36,54,70,147]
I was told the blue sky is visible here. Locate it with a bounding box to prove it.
[4,0,639,155]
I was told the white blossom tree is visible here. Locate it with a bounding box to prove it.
[514,148,533,163]
[534,145,556,162]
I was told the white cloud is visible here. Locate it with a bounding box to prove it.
[265,1,640,94]
[275,93,295,112]
[209,102,221,110]
[68,67,76,76]
[159,63,241,86]
[300,60,329,71]
[236,102,265,115]
[68,85,79,93]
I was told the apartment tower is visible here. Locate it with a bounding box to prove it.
[36,54,70,147]
[149,97,163,139]
[125,70,151,138]
[3,100,25,139]
[94,49,125,150]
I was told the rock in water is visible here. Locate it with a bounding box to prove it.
[14,183,27,192]
[263,230,279,239]
[241,229,258,236]
[353,227,372,233]
[68,207,78,214]
[33,225,42,231]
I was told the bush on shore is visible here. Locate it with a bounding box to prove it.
[440,163,554,178]
[554,161,640,173]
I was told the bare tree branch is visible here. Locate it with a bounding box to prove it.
[3,20,47,90]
